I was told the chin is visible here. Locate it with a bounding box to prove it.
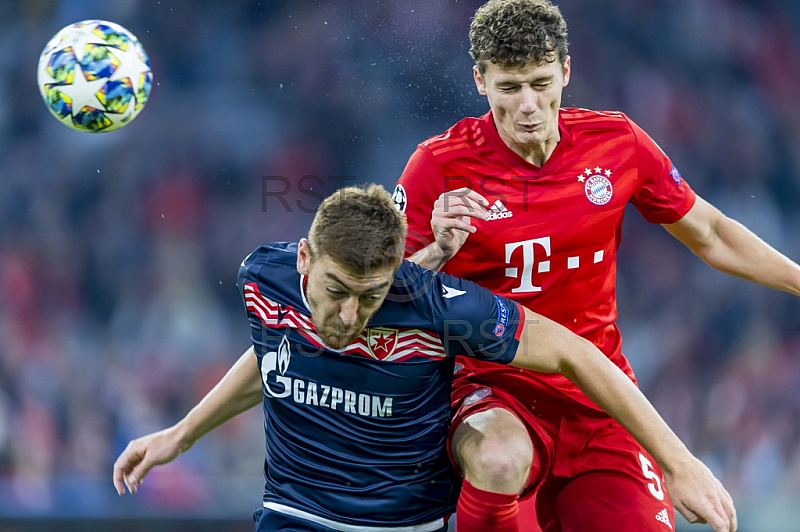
[517,131,543,143]
[322,332,356,350]
[322,336,343,350]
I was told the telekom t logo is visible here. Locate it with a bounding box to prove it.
[505,237,606,293]
[505,237,551,293]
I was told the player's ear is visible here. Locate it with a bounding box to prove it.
[297,239,311,275]
[562,55,571,87]
[473,65,487,96]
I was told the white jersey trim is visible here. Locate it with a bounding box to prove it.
[263,502,445,532]
[299,273,310,312]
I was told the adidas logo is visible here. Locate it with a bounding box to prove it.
[655,509,672,529]
[486,199,513,221]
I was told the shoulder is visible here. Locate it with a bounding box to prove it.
[240,242,297,271]
[560,107,635,134]
[388,261,493,319]
[238,242,299,289]
[391,261,437,295]
[417,115,489,164]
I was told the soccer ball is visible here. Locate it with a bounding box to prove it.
[37,20,153,132]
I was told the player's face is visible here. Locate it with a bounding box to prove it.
[297,239,394,350]
[474,57,571,159]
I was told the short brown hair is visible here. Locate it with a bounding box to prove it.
[469,0,569,73]
[308,184,407,274]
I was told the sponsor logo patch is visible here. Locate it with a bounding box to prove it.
[670,164,682,185]
[261,334,393,418]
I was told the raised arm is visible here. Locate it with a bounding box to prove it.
[408,188,489,271]
[664,195,800,295]
[509,308,737,532]
[112,347,263,495]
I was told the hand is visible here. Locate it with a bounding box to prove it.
[665,457,737,531]
[430,188,489,258]
[112,426,189,495]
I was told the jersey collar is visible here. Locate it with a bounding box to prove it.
[479,109,573,172]
[300,274,311,312]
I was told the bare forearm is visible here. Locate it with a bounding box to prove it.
[704,216,800,295]
[512,312,693,473]
[408,243,451,271]
[561,346,692,475]
[509,308,694,474]
[573,353,740,530]
[665,196,800,296]
[174,347,263,451]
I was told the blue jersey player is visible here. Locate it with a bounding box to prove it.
[114,185,733,531]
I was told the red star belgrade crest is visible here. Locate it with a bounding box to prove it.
[367,327,399,360]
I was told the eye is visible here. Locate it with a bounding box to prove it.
[327,288,346,298]
[362,293,383,303]
[498,86,518,93]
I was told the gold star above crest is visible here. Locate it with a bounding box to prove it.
[580,166,614,179]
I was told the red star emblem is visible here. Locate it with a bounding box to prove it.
[372,333,393,353]
[366,327,398,360]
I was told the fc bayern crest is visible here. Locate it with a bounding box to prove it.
[585,175,613,205]
[367,327,398,360]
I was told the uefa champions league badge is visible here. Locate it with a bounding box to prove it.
[580,167,614,206]
[391,184,407,213]
[670,164,682,185]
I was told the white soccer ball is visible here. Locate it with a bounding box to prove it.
[37,20,153,132]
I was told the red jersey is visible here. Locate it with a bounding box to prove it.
[396,108,696,407]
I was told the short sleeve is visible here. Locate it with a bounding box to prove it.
[238,246,266,305]
[394,146,443,256]
[399,263,522,364]
[238,250,255,306]
[627,116,696,224]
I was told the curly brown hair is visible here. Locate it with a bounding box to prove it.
[469,0,569,73]
[308,184,407,275]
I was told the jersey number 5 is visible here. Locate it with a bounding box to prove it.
[638,452,665,501]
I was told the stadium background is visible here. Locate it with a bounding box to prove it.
[1,0,800,531]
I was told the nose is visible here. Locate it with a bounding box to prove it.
[519,86,537,115]
[338,296,359,324]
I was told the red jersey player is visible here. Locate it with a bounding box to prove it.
[397,1,800,531]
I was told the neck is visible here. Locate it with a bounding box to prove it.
[503,130,561,167]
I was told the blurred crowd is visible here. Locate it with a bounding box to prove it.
[1,0,799,529]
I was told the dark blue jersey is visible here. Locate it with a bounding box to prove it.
[238,243,523,529]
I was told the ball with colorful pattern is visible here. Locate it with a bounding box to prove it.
[37,20,153,132]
